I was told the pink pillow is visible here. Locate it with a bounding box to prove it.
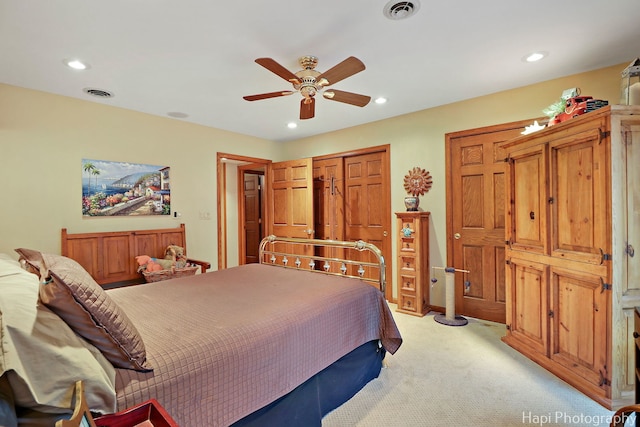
[15,248,152,372]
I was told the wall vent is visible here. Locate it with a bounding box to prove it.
[83,88,114,98]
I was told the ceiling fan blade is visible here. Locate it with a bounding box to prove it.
[243,91,295,101]
[316,56,365,87]
[300,98,315,120]
[322,89,371,107]
[255,58,301,85]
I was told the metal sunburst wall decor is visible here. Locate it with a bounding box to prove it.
[403,166,432,211]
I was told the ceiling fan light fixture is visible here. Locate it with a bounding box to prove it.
[383,0,420,20]
[244,55,369,119]
[375,97,387,104]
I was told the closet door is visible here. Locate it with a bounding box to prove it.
[313,158,344,241]
[313,158,345,265]
[268,158,314,259]
[344,151,391,295]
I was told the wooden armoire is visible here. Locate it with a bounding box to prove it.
[501,105,640,409]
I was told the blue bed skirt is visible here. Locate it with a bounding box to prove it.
[231,340,385,427]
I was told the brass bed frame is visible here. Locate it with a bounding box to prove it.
[259,235,386,293]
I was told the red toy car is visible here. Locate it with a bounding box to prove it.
[548,96,608,126]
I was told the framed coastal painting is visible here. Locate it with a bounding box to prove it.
[82,159,171,217]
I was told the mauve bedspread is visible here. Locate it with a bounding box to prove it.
[106,263,402,426]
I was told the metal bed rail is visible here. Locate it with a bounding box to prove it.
[259,235,386,293]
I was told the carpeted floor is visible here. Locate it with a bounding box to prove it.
[323,304,620,427]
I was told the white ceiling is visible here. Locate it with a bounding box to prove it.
[2,0,639,142]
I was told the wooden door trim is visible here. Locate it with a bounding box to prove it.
[216,152,271,270]
[313,144,391,161]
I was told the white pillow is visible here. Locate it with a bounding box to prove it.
[0,255,116,415]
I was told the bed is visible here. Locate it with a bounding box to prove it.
[1,234,402,427]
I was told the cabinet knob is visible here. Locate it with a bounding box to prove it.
[634,332,639,339]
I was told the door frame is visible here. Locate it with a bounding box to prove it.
[216,152,271,269]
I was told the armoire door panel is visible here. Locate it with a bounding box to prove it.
[506,257,548,356]
[549,266,609,389]
[549,129,606,264]
[508,144,547,253]
[626,125,640,292]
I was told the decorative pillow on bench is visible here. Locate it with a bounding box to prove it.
[15,248,152,372]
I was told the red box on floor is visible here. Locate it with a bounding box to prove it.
[94,399,178,427]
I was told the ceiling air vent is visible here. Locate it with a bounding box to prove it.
[83,88,114,98]
[383,1,420,20]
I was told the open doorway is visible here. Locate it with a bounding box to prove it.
[216,153,270,269]
[239,167,265,264]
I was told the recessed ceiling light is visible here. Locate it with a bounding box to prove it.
[64,59,90,70]
[523,52,547,62]
[375,97,387,104]
[287,122,297,129]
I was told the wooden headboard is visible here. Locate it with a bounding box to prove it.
[61,224,210,288]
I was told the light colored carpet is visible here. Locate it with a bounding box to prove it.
[323,304,619,427]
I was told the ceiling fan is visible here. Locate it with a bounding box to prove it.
[243,55,371,120]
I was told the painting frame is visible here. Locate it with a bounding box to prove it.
[82,159,171,217]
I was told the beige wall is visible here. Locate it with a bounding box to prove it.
[0,84,281,265]
[0,62,625,290]
[280,63,624,291]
